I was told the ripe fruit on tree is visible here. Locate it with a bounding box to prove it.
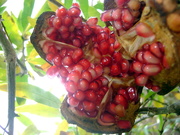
[31,0,180,133]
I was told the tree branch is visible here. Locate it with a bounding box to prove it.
[49,0,63,7]
[138,101,180,115]
[0,19,17,135]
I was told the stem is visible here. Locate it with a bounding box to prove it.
[0,20,16,135]
[138,101,180,115]
[49,0,63,7]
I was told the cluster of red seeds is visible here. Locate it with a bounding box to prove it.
[39,1,169,130]
[101,0,144,31]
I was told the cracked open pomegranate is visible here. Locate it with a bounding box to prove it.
[31,0,180,133]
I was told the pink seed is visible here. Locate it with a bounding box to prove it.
[112,8,122,20]
[135,74,149,86]
[86,17,98,26]
[135,22,154,38]
[132,61,143,73]
[73,64,84,73]
[78,59,91,70]
[142,64,162,76]
[143,51,161,64]
[117,120,132,129]
[149,42,163,58]
[62,56,74,66]
[78,79,89,91]
[73,90,85,101]
[65,80,78,93]
[67,71,81,84]
[85,90,97,101]
[82,100,96,112]
[67,96,79,107]
[121,8,134,24]
[81,71,92,82]
[113,21,122,30]
[100,9,113,22]
[121,59,130,73]
[100,112,115,123]
[95,65,103,77]
[72,48,84,63]
[114,94,128,109]
[110,63,121,76]
[136,51,144,63]
[88,68,97,79]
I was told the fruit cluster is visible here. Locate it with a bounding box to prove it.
[31,0,180,133]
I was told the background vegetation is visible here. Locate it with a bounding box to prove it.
[0,0,179,134]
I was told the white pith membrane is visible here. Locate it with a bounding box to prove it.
[30,0,180,133]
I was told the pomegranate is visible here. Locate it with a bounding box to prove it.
[30,0,180,133]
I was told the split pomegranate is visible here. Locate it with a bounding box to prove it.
[31,0,180,133]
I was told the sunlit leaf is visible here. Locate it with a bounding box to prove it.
[77,0,89,19]
[22,124,40,135]
[88,6,105,27]
[48,1,58,11]
[2,11,23,47]
[16,97,26,105]
[28,17,36,28]
[16,114,33,126]
[27,57,46,65]
[18,0,35,32]
[94,2,103,10]
[0,6,6,14]
[174,93,180,100]
[16,103,60,117]
[41,62,51,72]
[0,68,6,82]
[0,82,61,108]
[0,0,6,6]
[64,0,73,8]
[77,127,92,135]
[55,120,69,135]
[154,95,164,108]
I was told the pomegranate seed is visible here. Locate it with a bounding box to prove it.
[117,89,130,100]
[59,25,69,34]
[72,38,81,47]
[94,65,103,77]
[127,87,138,102]
[85,90,97,101]
[68,96,79,107]
[82,25,92,36]
[121,8,134,24]
[59,66,69,78]
[112,8,122,20]
[53,54,62,66]
[63,16,73,26]
[87,17,98,26]
[107,102,116,114]
[72,48,83,63]
[135,22,154,38]
[53,17,62,29]
[46,66,59,78]
[100,112,115,123]
[117,120,132,129]
[143,51,161,64]
[88,68,97,79]
[67,71,81,84]
[81,71,92,82]
[113,52,122,62]
[48,15,55,26]
[82,100,96,112]
[113,21,122,30]
[135,74,149,86]
[78,79,89,91]
[132,61,143,73]
[62,56,74,66]
[73,90,85,101]
[89,81,99,90]
[73,17,82,26]
[151,85,160,92]
[110,63,121,76]
[97,32,109,42]
[46,53,55,62]
[59,48,67,57]
[101,56,112,66]
[72,3,80,8]
[78,59,91,70]
[136,51,144,63]
[121,59,130,73]
[99,41,110,54]
[115,104,125,117]
[93,47,102,58]
[56,7,67,17]
[100,10,113,22]
[73,64,84,73]
[65,80,77,93]
[162,56,170,69]
[68,7,81,17]
[142,64,162,76]
[114,94,128,109]
[149,42,163,58]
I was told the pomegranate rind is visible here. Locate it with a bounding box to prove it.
[30,12,55,64]
[116,6,180,95]
[61,96,140,133]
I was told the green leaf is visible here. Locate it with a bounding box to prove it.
[22,124,40,135]
[94,2,103,10]
[17,0,35,32]
[16,103,60,117]
[16,114,33,126]
[0,82,61,108]
[2,11,23,47]
[64,0,73,8]
[0,0,6,6]
[77,0,89,19]
[0,6,6,14]
[0,68,6,82]
[88,6,105,27]
[16,97,26,105]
